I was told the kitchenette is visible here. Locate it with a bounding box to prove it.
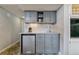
[20,11,61,55]
[19,4,70,55]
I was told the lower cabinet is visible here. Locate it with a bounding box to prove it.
[21,33,60,55]
[44,34,53,54]
[44,34,60,54]
[36,33,60,55]
[36,34,44,54]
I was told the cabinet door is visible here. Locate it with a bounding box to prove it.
[36,34,44,54]
[43,12,56,23]
[30,12,37,22]
[43,12,51,23]
[51,34,60,53]
[44,34,53,54]
[50,12,56,23]
[44,34,60,54]
[25,12,37,23]
[25,12,31,22]
[22,35,35,54]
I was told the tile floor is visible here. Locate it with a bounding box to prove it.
[0,42,20,55]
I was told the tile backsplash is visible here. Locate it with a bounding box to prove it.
[24,24,53,33]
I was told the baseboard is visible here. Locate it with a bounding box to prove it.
[0,40,19,53]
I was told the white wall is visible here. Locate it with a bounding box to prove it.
[63,5,71,54]
[53,5,71,55]
[52,5,64,54]
[0,7,21,50]
[69,38,79,55]
[24,24,52,33]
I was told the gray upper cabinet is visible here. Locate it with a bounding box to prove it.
[43,12,56,24]
[24,11,56,24]
[25,12,37,23]
[50,12,56,23]
[43,12,51,23]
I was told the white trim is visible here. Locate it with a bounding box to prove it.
[63,4,71,55]
[0,40,19,53]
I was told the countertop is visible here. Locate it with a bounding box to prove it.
[20,32,60,34]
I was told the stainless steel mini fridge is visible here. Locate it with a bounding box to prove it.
[21,34,36,54]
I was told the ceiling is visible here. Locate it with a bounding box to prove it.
[0,4,62,18]
[17,4,62,11]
